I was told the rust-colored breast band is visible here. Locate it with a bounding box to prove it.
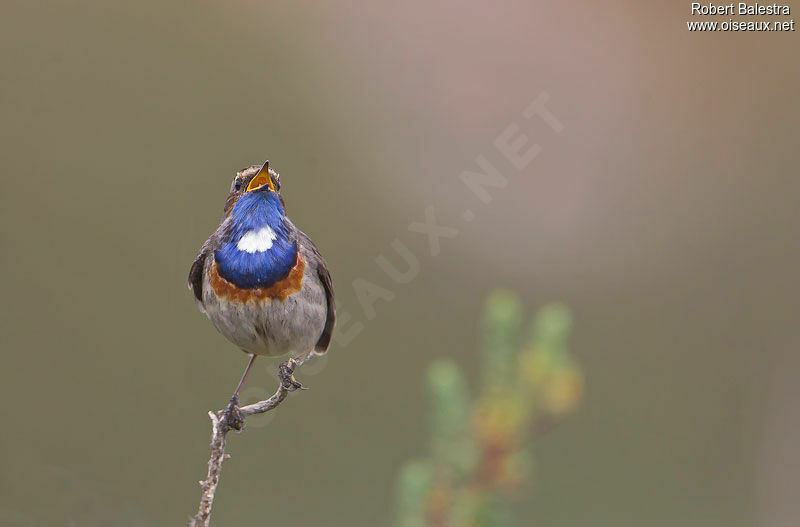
[209,255,305,303]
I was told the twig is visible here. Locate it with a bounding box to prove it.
[189,383,291,527]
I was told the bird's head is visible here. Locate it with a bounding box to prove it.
[223,160,283,217]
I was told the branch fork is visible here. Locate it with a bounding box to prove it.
[189,358,303,527]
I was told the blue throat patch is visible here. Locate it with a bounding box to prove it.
[215,191,298,289]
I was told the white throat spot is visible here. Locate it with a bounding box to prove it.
[237,226,277,253]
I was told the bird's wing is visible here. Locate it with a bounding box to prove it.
[189,214,234,311]
[312,247,336,352]
[290,222,336,353]
[188,238,215,312]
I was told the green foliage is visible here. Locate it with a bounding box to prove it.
[481,291,524,395]
[395,291,582,527]
[396,461,434,527]
[427,360,476,475]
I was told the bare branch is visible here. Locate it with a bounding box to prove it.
[189,383,291,527]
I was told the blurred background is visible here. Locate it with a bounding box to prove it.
[1,1,798,526]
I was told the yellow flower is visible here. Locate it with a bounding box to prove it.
[542,367,583,415]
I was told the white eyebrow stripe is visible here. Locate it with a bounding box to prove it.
[236,226,277,253]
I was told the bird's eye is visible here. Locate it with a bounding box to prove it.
[233,179,243,191]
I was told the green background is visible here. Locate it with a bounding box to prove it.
[1,2,798,526]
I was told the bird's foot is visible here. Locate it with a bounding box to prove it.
[279,358,307,392]
[221,394,245,431]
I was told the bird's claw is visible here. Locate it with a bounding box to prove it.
[221,395,245,431]
[279,359,308,392]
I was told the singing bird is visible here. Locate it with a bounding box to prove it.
[188,161,335,424]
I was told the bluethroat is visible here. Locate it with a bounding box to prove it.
[188,161,335,427]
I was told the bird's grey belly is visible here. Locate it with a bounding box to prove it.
[201,272,326,361]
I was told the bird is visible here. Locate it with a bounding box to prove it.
[188,160,335,427]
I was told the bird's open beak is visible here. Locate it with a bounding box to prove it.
[246,160,275,192]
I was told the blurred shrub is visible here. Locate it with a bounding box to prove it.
[395,291,582,527]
